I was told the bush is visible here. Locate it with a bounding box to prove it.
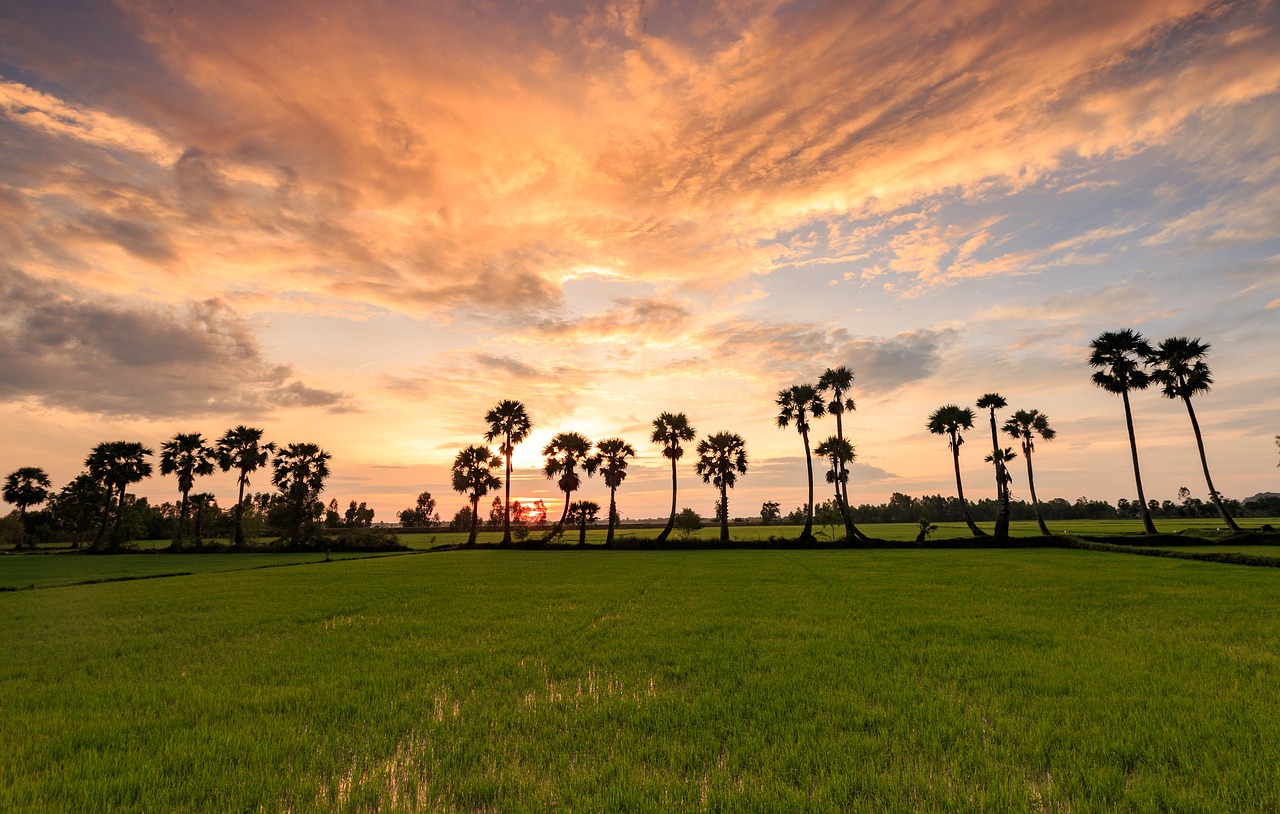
[674,508,702,541]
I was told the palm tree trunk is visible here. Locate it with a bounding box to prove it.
[468,496,480,546]
[233,476,247,548]
[501,448,513,546]
[578,514,588,546]
[656,457,677,543]
[606,487,617,548]
[92,492,112,551]
[833,410,860,542]
[1182,396,1241,532]
[1122,389,1158,534]
[719,485,730,543]
[801,425,815,541]
[952,438,986,537]
[557,490,571,526]
[173,488,190,552]
[1023,441,1050,536]
[107,484,126,552]
[987,410,1010,537]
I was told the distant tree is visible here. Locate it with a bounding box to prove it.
[976,394,1011,537]
[650,412,697,543]
[760,500,781,525]
[448,506,474,532]
[85,441,153,551]
[398,491,438,527]
[487,496,505,528]
[326,498,343,528]
[566,500,601,546]
[159,432,216,551]
[1149,337,1241,532]
[452,445,501,546]
[695,432,748,543]
[3,467,52,548]
[592,437,636,547]
[188,492,218,543]
[1089,329,1158,534]
[344,500,374,528]
[47,474,107,548]
[542,432,595,529]
[926,406,986,537]
[216,426,276,548]
[915,518,937,542]
[528,499,548,528]
[813,436,855,539]
[817,366,868,541]
[776,384,826,542]
[674,507,702,541]
[1002,409,1056,535]
[271,443,332,547]
[484,400,532,546]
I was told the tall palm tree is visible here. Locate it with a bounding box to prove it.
[1149,337,1241,532]
[592,437,636,547]
[817,366,868,541]
[216,426,276,548]
[452,445,502,546]
[483,400,532,546]
[542,432,595,529]
[1002,409,1056,535]
[976,393,1011,537]
[650,412,696,543]
[271,442,332,547]
[1089,329,1158,534]
[813,436,855,535]
[3,467,52,549]
[694,432,749,543]
[926,406,986,537]
[776,384,826,541]
[159,432,216,551]
[84,441,153,551]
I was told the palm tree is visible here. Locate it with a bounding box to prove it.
[813,436,855,536]
[817,366,868,541]
[542,432,595,529]
[452,445,502,546]
[1002,410,1056,535]
[84,441,153,551]
[1149,337,1241,532]
[592,437,636,547]
[567,500,601,546]
[1089,329,1158,534]
[976,393,1011,537]
[484,400,532,546]
[216,426,276,548]
[650,412,696,543]
[271,442,332,547]
[159,433,216,551]
[776,384,826,541]
[3,467,52,548]
[694,432,749,543]
[926,406,986,537]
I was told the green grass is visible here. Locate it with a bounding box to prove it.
[2,548,1278,812]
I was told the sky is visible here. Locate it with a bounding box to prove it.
[1,0,1278,524]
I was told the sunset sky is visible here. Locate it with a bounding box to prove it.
[2,0,1278,524]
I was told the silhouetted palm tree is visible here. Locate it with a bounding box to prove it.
[776,384,826,541]
[484,400,532,546]
[695,432,748,543]
[817,366,868,541]
[542,432,595,529]
[1089,329,1158,534]
[1002,409,1056,535]
[272,442,332,547]
[1149,337,1241,532]
[592,437,636,547]
[85,441,153,551]
[814,436,855,533]
[216,426,276,548]
[977,393,1011,537]
[567,500,601,547]
[452,445,502,546]
[926,406,986,537]
[650,412,696,543]
[159,432,216,551]
[3,467,52,548]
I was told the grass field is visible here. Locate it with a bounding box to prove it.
[3,547,1279,812]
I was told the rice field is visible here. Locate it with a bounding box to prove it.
[2,546,1278,812]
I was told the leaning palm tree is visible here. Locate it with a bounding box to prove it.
[1089,329,1158,534]
[159,432,216,551]
[650,412,696,543]
[484,400,532,546]
[592,437,637,547]
[1002,409,1056,535]
[926,406,986,537]
[694,432,749,543]
[85,441,154,551]
[3,467,52,548]
[817,366,868,541]
[216,426,276,548]
[1149,337,1241,532]
[271,442,333,547]
[776,384,826,541]
[813,436,855,534]
[542,432,595,529]
[976,393,1011,537]
[451,445,502,546]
